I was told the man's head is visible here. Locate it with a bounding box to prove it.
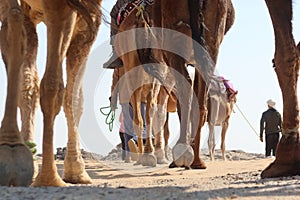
[267,99,276,109]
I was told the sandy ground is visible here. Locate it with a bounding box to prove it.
[1,151,300,200]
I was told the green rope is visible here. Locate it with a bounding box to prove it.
[99,106,116,132]
[24,140,37,161]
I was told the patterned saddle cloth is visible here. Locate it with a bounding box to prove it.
[117,0,154,25]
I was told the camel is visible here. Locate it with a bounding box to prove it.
[114,0,234,169]
[151,0,235,169]
[112,0,179,167]
[207,77,237,160]
[0,0,101,186]
[260,0,300,178]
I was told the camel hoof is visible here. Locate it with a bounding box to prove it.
[261,133,300,178]
[261,162,300,178]
[168,161,185,168]
[155,149,167,164]
[191,159,207,170]
[32,172,67,187]
[63,171,92,184]
[0,144,33,186]
[172,143,194,168]
[63,154,92,184]
[164,146,171,160]
[157,158,168,164]
[141,153,157,167]
[134,158,142,166]
[168,161,177,168]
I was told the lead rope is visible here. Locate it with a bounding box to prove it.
[99,106,116,132]
[235,103,259,137]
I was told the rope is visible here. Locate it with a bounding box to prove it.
[99,106,116,132]
[235,103,260,137]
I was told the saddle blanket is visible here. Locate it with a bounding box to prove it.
[209,76,237,101]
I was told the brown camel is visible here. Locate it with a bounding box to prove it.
[151,0,235,169]
[0,0,101,186]
[261,0,300,178]
[114,32,172,166]
[115,0,233,168]
[113,0,179,167]
[188,0,235,169]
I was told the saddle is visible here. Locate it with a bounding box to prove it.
[117,0,154,25]
[208,76,237,101]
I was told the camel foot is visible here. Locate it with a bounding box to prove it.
[134,156,142,166]
[63,156,92,184]
[191,158,207,169]
[261,134,300,178]
[168,161,185,168]
[172,143,194,168]
[164,146,171,160]
[0,144,34,186]
[141,153,157,167]
[32,170,67,187]
[157,158,168,164]
[155,149,168,164]
[63,170,92,184]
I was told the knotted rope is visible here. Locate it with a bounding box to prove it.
[99,106,116,132]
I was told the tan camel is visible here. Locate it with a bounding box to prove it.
[207,80,237,160]
[0,0,101,186]
[261,0,300,178]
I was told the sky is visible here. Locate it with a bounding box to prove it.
[0,0,299,156]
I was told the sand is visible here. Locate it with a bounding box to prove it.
[1,150,300,200]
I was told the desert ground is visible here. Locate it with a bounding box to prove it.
[1,149,300,200]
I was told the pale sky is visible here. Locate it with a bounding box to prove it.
[0,0,299,155]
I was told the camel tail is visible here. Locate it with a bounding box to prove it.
[67,0,102,43]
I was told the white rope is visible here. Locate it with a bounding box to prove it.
[235,103,260,137]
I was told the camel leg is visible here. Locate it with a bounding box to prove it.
[32,0,77,186]
[171,68,194,168]
[262,0,300,178]
[220,118,229,161]
[18,12,39,143]
[142,83,161,167]
[153,87,169,164]
[62,15,100,184]
[131,91,144,165]
[208,94,220,161]
[208,123,216,161]
[163,113,170,160]
[190,71,207,169]
[0,0,33,186]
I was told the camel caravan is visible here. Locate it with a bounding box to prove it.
[0,0,299,187]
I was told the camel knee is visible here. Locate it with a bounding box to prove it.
[40,78,64,116]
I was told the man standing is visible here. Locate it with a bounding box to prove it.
[260,99,282,157]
